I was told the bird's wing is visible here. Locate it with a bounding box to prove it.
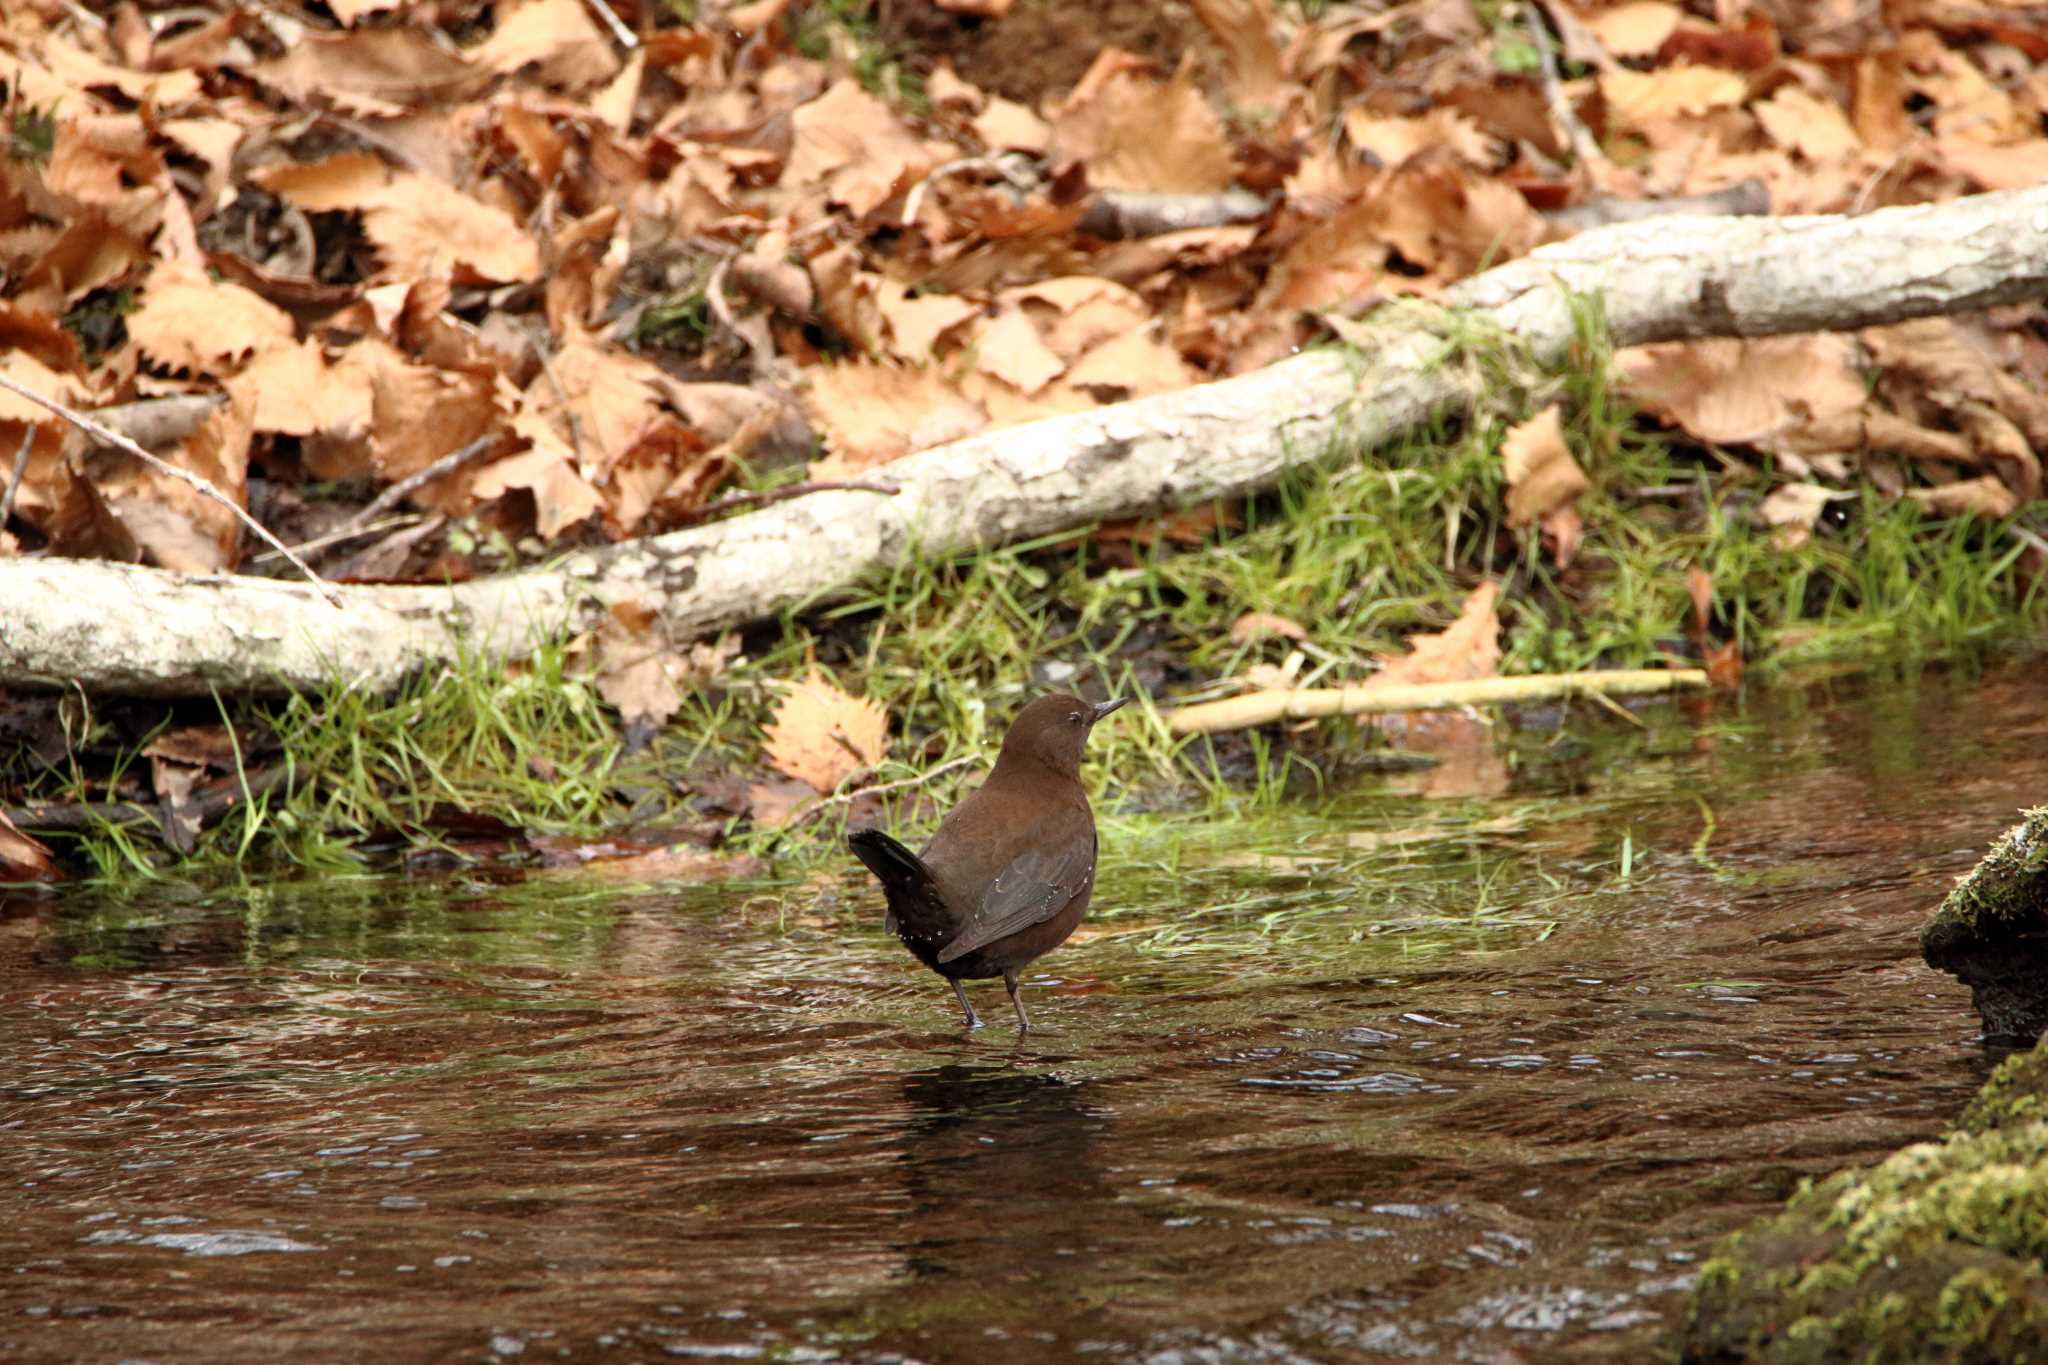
[935,829,1095,964]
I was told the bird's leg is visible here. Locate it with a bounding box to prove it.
[1004,969,1031,1032]
[951,978,983,1029]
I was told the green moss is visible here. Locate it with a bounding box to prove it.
[1924,807,2048,944]
[1921,809,2048,1040]
[1683,1099,2048,1361]
[1961,1044,2048,1135]
[1938,1267,2015,1341]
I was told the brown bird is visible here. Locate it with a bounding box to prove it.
[848,693,1126,1031]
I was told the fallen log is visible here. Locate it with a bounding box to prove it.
[3,184,2046,697]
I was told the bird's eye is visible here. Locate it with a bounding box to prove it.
[1070,712,1084,723]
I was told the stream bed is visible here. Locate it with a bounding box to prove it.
[5,656,2043,1363]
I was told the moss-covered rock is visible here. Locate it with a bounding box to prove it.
[1922,807,2048,1042]
[1681,1041,2048,1362]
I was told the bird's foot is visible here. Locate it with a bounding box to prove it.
[1004,972,1031,1033]
[951,979,983,1030]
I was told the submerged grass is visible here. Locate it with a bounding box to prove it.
[9,297,2044,875]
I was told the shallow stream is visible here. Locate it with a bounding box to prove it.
[6,657,2043,1362]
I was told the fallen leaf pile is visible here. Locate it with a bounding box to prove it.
[0,0,2043,584]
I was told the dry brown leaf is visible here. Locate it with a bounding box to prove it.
[974,98,1053,154]
[1260,198,1388,313]
[127,260,293,374]
[786,80,937,217]
[1579,1,1683,57]
[44,113,160,209]
[1190,0,1291,110]
[1599,64,1749,128]
[956,372,1102,431]
[1619,336,1867,446]
[1686,563,1744,689]
[1344,109,1497,171]
[103,392,254,571]
[762,671,890,795]
[1753,85,1861,162]
[312,337,507,492]
[1372,581,1502,689]
[1686,563,1715,637]
[1243,657,1303,691]
[1758,481,1849,549]
[805,362,987,474]
[529,336,669,479]
[1500,405,1591,537]
[1938,136,2048,193]
[925,61,983,116]
[746,775,819,830]
[228,339,375,438]
[327,0,404,23]
[1065,325,1193,397]
[807,242,883,352]
[1051,55,1235,193]
[592,49,645,132]
[1004,277,1151,359]
[158,117,244,219]
[590,600,690,727]
[879,284,981,362]
[971,304,1067,394]
[479,417,605,538]
[1897,30,2022,143]
[38,35,203,107]
[1908,475,2019,520]
[1230,611,1308,643]
[253,153,539,283]
[0,809,62,884]
[249,29,486,118]
[472,0,619,86]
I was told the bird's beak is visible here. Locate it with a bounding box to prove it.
[1090,696,1130,724]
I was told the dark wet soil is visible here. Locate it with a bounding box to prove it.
[879,0,1217,109]
[5,655,2041,1363]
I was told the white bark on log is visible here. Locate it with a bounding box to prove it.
[5,185,2048,697]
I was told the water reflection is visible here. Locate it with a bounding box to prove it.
[892,1064,1112,1313]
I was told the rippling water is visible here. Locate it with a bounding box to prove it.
[4,658,2039,1362]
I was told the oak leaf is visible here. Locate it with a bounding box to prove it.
[763,672,890,795]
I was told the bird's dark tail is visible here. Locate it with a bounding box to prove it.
[848,828,950,949]
[848,827,928,885]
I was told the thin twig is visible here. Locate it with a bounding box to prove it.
[671,478,899,527]
[1165,669,1712,735]
[249,514,429,567]
[1526,2,1606,172]
[788,753,979,829]
[902,155,1038,228]
[525,329,584,462]
[339,434,502,535]
[0,424,32,529]
[578,0,638,49]
[703,255,738,334]
[701,253,770,368]
[2005,522,2048,557]
[0,373,342,605]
